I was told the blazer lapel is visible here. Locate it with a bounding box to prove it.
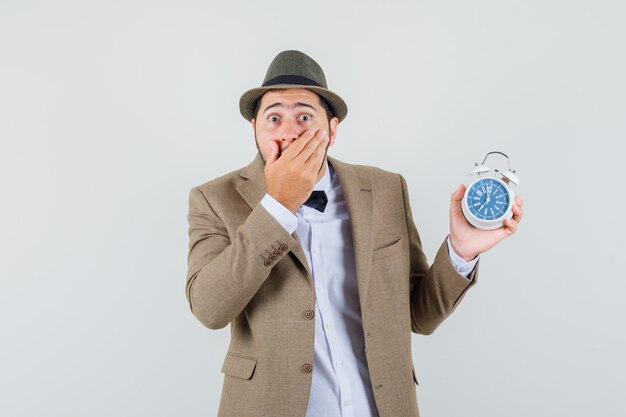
[327,156,374,299]
[237,153,267,210]
[237,152,311,277]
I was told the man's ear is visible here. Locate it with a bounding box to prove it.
[251,118,256,130]
[328,116,339,146]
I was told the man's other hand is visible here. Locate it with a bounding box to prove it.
[449,184,524,261]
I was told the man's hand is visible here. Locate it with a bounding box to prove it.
[449,184,524,261]
[265,129,329,213]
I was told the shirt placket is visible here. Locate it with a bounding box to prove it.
[307,209,355,417]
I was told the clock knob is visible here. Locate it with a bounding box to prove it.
[470,163,490,176]
[496,169,520,186]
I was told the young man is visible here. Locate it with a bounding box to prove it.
[186,50,523,417]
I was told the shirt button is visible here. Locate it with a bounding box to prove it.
[325,323,332,330]
[313,247,320,254]
[343,401,349,407]
[301,363,312,373]
[317,286,324,293]
[336,360,342,368]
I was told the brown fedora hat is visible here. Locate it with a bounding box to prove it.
[239,50,348,123]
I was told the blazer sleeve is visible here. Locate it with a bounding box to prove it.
[398,174,479,335]
[185,186,301,330]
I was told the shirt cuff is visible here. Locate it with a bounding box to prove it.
[260,193,298,234]
[446,235,479,278]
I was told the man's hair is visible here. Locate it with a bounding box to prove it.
[253,89,335,121]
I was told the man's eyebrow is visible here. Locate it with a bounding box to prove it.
[263,102,317,115]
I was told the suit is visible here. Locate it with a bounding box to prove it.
[185,152,479,417]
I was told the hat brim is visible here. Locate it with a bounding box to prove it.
[239,84,348,123]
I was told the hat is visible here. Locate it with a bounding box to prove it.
[239,50,348,123]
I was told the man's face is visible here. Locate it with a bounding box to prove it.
[252,88,339,163]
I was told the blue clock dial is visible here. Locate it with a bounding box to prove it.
[467,178,510,221]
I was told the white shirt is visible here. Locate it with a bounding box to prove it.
[260,160,478,417]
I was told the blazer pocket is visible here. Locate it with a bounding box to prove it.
[221,352,257,380]
[372,237,402,261]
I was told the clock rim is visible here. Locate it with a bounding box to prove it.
[462,175,514,227]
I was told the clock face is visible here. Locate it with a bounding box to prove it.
[467,178,510,221]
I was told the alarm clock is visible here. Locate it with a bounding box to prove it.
[461,151,520,230]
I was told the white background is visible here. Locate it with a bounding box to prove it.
[1,1,624,416]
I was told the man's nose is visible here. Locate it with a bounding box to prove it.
[278,117,303,142]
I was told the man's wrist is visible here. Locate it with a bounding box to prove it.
[266,190,300,214]
[448,235,478,262]
[446,235,479,278]
[260,193,298,234]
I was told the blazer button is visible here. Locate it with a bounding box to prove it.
[279,244,288,251]
[269,254,277,261]
[303,309,314,320]
[273,249,282,256]
[263,259,272,266]
[301,363,312,373]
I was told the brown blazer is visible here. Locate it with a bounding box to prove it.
[186,153,478,417]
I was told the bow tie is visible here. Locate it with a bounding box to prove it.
[303,190,328,212]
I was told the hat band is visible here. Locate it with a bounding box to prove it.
[262,74,323,88]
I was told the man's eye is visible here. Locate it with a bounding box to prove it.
[300,114,312,122]
[268,115,280,122]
